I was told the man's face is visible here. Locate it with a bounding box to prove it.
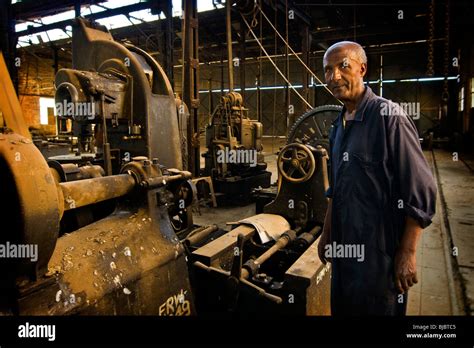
[323,48,367,103]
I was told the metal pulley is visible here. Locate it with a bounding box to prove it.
[0,133,61,279]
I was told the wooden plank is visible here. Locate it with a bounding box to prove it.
[0,52,30,138]
[192,225,255,266]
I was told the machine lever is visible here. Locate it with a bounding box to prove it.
[241,229,298,280]
[227,234,245,311]
[193,261,283,305]
[230,234,244,279]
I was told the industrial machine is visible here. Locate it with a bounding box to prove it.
[0,17,333,317]
[0,18,199,315]
[254,105,342,212]
[202,91,271,204]
[50,18,194,236]
[201,0,271,205]
[192,141,333,316]
[287,105,342,150]
[191,106,342,316]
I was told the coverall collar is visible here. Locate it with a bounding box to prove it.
[333,85,375,126]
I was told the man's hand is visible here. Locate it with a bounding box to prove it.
[394,248,418,294]
[394,216,423,294]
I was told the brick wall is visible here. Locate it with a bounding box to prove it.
[19,95,40,127]
[16,51,70,135]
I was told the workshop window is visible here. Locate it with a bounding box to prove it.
[39,97,56,125]
[471,77,474,109]
[458,86,464,112]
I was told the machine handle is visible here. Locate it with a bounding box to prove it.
[141,172,191,189]
[239,277,283,304]
[193,261,283,304]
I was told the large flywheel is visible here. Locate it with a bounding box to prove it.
[287,105,342,150]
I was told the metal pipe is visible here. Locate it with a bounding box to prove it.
[60,174,136,211]
[294,225,322,251]
[99,93,113,176]
[256,235,290,264]
[239,15,246,99]
[185,224,219,247]
[285,0,290,132]
[193,261,282,304]
[241,228,299,279]
[140,172,191,189]
[226,0,234,92]
[208,78,213,115]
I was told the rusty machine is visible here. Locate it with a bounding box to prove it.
[193,99,341,317]
[254,105,342,212]
[0,18,198,315]
[0,17,333,317]
[202,91,271,204]
[202,0,271,205]
[192,140,333,316]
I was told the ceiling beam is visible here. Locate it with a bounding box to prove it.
[15,2,152,38]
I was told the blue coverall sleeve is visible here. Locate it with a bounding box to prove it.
[387,113,437,228]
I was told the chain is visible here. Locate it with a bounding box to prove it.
[251,5,259,27]
[426,0,435,76]
[442,0,450,102]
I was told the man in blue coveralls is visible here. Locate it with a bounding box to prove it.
[317,41,437,315]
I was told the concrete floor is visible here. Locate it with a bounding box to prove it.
[195,137,473,315]
[407,150,459,315]
[428,149,474,315]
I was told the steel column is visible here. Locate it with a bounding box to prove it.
[182,0,200,177]
[163,0,174,88]
[239,16,246,101]
[226,0,234,92]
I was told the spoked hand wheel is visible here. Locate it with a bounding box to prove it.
[277,143,316,183]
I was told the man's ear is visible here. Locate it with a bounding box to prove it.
[360,63,367,78]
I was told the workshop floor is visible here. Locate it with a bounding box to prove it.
[407,150,457,315]
[415,149,474,316]
[194,136,285,229]
[196,137,473,315]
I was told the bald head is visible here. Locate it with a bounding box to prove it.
[323,41,367,108]
[323,41,367,65]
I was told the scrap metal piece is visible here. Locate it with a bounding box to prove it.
[238,213,290,244]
